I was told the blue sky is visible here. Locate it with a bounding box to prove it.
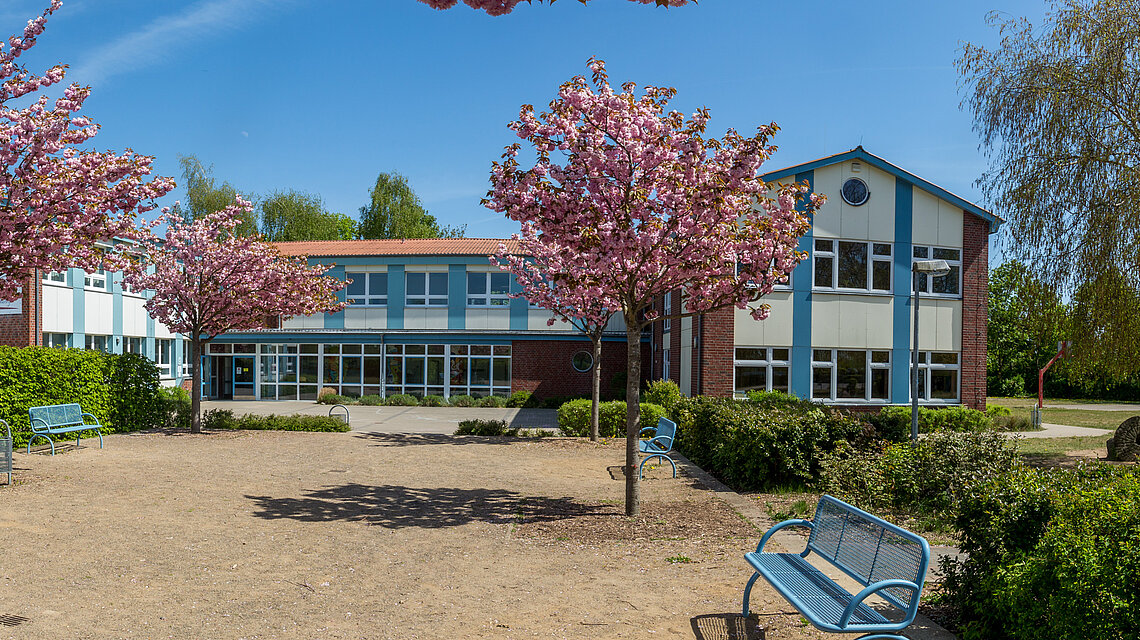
[8,0,1044,242]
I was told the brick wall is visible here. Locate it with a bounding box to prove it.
[512,338,648,399]
[694,306,734,397]
[0,277,39,347]
[961,214,989,411]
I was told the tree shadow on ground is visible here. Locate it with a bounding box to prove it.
[352,433,522,447]
[690,614,764,640]
[246,483,610,529]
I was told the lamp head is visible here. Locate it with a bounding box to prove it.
[912,259,951,277]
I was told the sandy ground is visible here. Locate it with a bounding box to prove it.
[0,432,830,640]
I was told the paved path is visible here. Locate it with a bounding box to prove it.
[1018,422,1114,439]
[201,400,558,434]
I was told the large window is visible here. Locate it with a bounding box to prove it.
[912,246,961,296]
[346,272,387,306]
[42,271,66,285]
[912,351,960,402]
[734,347,790,398]
[83,270,108,291]
[663,292,672,332]
[814,240,892,292]
[406,272,448,306]
[84,334,109,352]
[124,336,145,355]
[155,338,173,377]
[812,348,890,402]
[182,341,193,377]
[467,272,510,307]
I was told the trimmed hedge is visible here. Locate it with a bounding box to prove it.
[455,418,511,436]
[557,399,666,438]
[944,466,1140,640]
[0,346,165,446]
[200,409,350,432]
[867,405,992,440]
[671,395,867,491]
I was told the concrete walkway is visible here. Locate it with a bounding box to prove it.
[1018,422,1114,439]
[201,400,558,434]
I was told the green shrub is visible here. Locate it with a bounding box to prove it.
[104,353,165,433]
[643,379,682,412]
[985,404,1012,418]
[819,430,1019,529]
[198,412,350,432]
[557,399,666,438]
[318,393,354,405]
[506,390,541,408]
[448,394,475,407]
[867,405,992,441]
[943,466,1140,640]
[671,396,865,491]
[419,394,447,407]
[358,394,384,406]
[455,418,513,436]
[157,385,191,429]
[476,395,507,408]
[384,394,419,406]
[993,414,1036,431]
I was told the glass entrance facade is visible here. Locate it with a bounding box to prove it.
[235,342,512,401]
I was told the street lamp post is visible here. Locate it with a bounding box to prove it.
[911,259,951,442]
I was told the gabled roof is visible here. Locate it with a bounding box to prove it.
[275,238,520,258]
[761,146,1003,233]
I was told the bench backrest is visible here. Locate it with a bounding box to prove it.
[654,417,676,449]
[29,404,84,430]
[807,495,929,611]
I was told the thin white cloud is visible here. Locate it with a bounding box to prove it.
[71,0,293,85]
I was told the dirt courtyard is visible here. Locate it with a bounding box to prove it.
[0,431,832,640]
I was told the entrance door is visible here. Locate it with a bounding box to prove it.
[211,356,233,399]
[233,356,255,400]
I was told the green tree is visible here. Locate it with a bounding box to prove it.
[356,172,465,239]
[987,261,1068,396]
[259,190,356,242]
[959,0,1140,375]
[175,155,258,235]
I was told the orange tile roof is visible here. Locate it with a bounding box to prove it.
[274,238,520,258]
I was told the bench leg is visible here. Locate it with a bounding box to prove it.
[27,433,55,456]
[853,635,910,640]
[742,571,760,617]
[638,454,677,479]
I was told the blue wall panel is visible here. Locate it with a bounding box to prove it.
[386,265,405,330]
[448,264,466,330]
[789,170,815,400]
[892,178,914,403]
[70,269,84,348]
[324,265,346,329]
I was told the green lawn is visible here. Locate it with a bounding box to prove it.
[988,397,1137,430]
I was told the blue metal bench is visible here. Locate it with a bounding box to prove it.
[27,404,105,455]
[638,416,677,478]
[1,419,11,484]
[743,495,930,640]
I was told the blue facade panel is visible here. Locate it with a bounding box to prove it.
[386,265,405,330]
[509,277,528,331]
[789,170,815,400]
[324,265,346,329]
[448,264,466,330]
[891,178,914,404]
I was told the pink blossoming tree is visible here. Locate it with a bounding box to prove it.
[0,1,175,300]
[126,199,347,433]
[487,59,819,515]
[420,0,687,16]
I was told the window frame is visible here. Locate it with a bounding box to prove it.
[662,292,672,333]
[83,270,109,291]
[42,271,67,286]
[466,271,511,308]
[911,350,961,403]
[345,271,388,307]
[405,271,449,307]
[811,348,892,403]
[155,338,173,377]
[733,346,791,398]
[911,246,962,298]
[84,334,109,353]
[813,239,893,294]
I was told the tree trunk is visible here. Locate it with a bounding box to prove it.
[190,338,203,434]
[590,334,602,442]
[624,318,642,517]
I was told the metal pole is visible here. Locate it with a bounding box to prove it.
[911,270,920,443]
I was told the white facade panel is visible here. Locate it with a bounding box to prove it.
[528,311,574,331]
[466,309,510,330]
[807,163,896,242]
[680,316,692,396]
[735,294,794,346]
[403,308,448,329]
[154,320,175,339]
[811,293,894,350]
[282,313,325,330]
[122,296,148,336]
[85,292,114,335]
[41,284,73,333]
[916,299,961,352]
[343,307,388,330]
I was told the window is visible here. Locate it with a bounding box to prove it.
[812,349,891,402]
[912,351,960,402]
[84,334,109,352]
[813,240,892,293]
[663,349,671,381]
[572,351,593,372]
[734,347,790,398]
[83,270,108,290]
[346,272,388,306]
[124,337,145,355]
[405,272,448,306]
[466,272,510,307]
[912,246,961,296]
[42,271,66,285]
[155,338,173,377]
[182,341,193,376]
[43,332,69,348]
[663,292,672,332]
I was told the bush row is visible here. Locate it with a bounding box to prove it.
[317,389,573,408]
[556,399,667,438]
[0,347,167,446]
[943,465,1140,640]
[195,409,350,432]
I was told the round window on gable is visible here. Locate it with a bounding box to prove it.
[571,351,594,373]
[841,177,870,206]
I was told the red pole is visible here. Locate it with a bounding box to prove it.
[1037,343,1067,409]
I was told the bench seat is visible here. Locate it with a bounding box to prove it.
[27,403,104,455]
[745,552,889,631]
